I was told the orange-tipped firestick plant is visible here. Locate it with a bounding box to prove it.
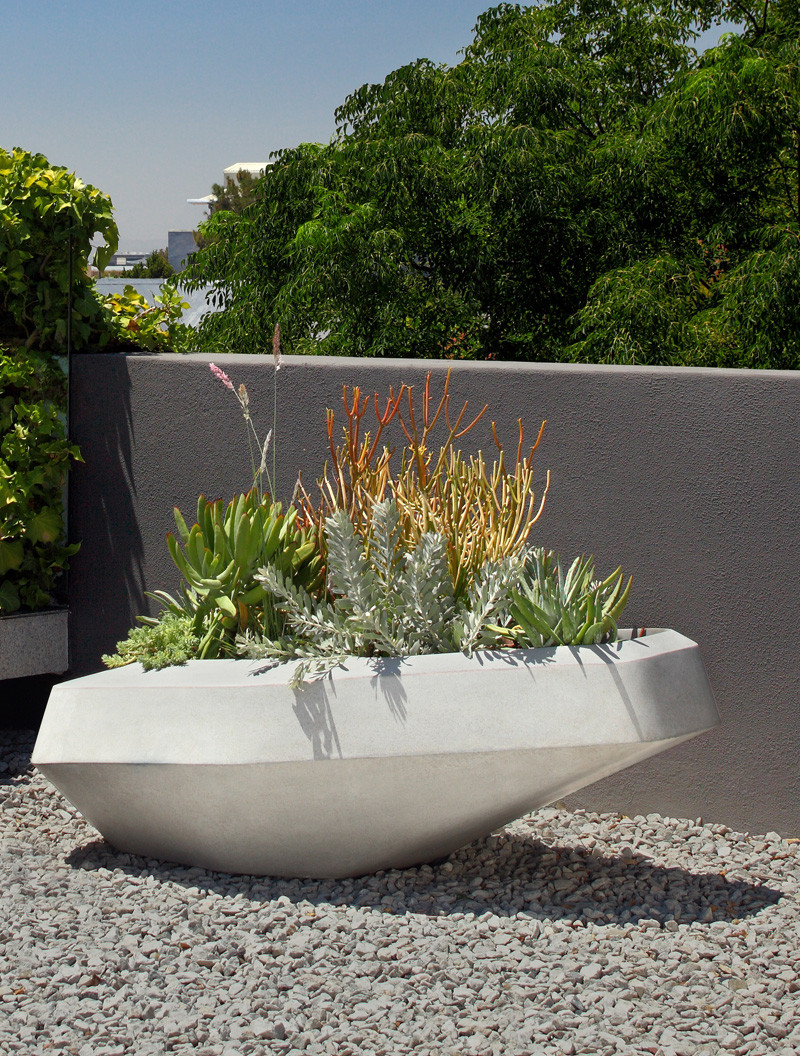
[298,370,550,598]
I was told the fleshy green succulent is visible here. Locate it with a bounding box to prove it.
[140,488,323,660]
[496,548,633,648]
[102,612,199,670]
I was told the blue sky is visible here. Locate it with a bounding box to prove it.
[4,1,732,252]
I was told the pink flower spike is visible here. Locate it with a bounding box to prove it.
[209,363,234,391]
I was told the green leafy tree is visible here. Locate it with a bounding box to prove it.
[567,1,800,367]
[207,170,262,216]
[124,248,174,279]
[184,1,798,368]
[192,171,264,254]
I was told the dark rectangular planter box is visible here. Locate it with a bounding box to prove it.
[0,608,69,681]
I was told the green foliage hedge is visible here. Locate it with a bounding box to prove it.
[0,148,115,613]
[0,349,80,613]
[0,147,190,613]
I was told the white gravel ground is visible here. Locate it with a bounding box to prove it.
[2,728,799,1056]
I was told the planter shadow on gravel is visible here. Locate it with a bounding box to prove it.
[64,829,782,930]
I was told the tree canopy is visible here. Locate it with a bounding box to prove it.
[184,0,800,368]
[120,248,174,279]
[206,171,262,216]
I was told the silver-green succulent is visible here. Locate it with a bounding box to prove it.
[498,548,632,648]
[237,498,519,687]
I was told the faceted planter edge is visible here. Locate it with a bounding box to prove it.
[32,628,719,879]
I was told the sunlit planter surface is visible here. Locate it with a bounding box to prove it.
[32,628,718,878]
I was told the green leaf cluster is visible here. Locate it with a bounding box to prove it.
[0,348,81,613]
[100,281,192,353]
[183,1,800,368]
[1,146,191,356]
[102,613,200,671]
[0,148,192,613]
[0,147,118,352]
[134,489,323,661]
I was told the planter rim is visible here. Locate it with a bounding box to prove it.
[33,627,718,767]
[0,606,69,680]
[68,626,675,689]
[0,604,69,620]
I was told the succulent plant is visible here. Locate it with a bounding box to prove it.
[143,489,323,659]
[102,613,199,670]
[497,549,633,648]
[106,367,632,679]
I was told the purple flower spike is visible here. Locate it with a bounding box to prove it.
[210,363,234,391]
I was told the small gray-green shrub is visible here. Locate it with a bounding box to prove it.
[238,499,520,686]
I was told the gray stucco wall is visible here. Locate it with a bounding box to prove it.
[67,353,800,835]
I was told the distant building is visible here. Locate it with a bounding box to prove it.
[223,162,269,181]
[187,162,270,208]
[107,251,148,272]
[168,231,199,272]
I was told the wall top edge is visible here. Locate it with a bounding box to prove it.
[73,352,800,383]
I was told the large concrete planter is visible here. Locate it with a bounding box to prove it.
[32,629,718,878]
[0,608,69,680]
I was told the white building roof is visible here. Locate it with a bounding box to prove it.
[223,162,269,179]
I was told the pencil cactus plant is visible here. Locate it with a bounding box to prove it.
[298,370,550,598]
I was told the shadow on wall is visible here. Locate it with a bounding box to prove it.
[68,356,144,674]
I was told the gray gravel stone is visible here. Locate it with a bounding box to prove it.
[2,729,799,1055]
